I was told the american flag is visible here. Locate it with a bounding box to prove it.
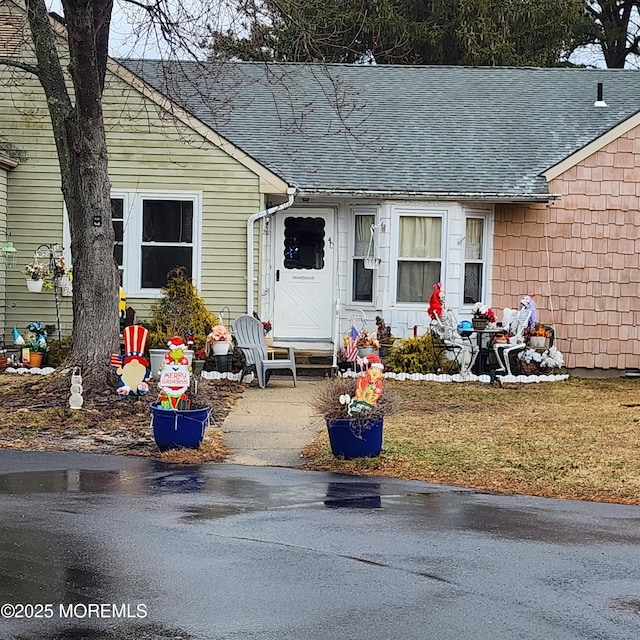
[345,326,359,361]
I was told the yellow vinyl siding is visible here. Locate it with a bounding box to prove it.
[1,54,266,342]
[0,169,7,333]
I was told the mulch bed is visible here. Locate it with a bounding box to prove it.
[0,373,244,463]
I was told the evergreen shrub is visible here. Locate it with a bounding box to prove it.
[384,331,460,375]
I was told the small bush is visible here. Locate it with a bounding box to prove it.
[146,267,219,350]
[384,332,460,374]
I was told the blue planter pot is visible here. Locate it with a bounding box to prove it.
[326,417,383,459]
[150,403,210,451]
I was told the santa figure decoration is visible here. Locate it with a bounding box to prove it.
[110,325,151,397]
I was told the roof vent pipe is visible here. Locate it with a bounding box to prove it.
[594,82,607,107]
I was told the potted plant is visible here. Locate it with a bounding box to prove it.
[518,345,565,375]
[24,321,50,367]
[262,320,273,345]
[310,357,400,459]
[23,259,51,293]
[471,303,496,330]
[150,337,211,451]
[51,258,73,296]
[193,348,206,377]
[356,330,380,358]
[205,324,232,356]
[527,323,551,349]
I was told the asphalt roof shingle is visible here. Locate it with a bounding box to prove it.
[120,61,640,199]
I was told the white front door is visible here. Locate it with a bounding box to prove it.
[273,209,335,340]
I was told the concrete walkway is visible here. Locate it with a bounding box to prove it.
[221,378,323,466]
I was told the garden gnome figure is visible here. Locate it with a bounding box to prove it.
[111,325,151,397]
[342,353,384,416]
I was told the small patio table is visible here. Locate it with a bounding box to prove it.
[471,327,506,375]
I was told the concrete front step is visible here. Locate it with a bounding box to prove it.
[269,349,334,379]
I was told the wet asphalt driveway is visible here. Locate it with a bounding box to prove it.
[0,450,639,640]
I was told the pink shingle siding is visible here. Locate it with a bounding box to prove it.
[493,127,640,370]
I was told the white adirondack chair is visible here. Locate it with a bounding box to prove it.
[231,315,297,388]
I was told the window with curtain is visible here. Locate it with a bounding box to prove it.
[396,215,442,303]
[463,217,484,304]
[352,213,375,302]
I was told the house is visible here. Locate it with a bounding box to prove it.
[124,61,640,371]
[2,2,640,370]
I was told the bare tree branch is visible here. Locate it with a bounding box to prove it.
[0,55,38,75]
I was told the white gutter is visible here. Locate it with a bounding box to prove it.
[246,187,297,314]
[295,188,560,202]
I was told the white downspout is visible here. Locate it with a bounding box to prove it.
[246,187,297,314]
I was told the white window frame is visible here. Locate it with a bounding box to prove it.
[349,206,377,306]
[63,190,202,298]
[392,206,446,306]
[461,209,491,312]
[462,213,488,306]
[111,191,129,286]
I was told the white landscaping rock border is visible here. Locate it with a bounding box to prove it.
[3,367,250,382]
[2,366,569,385]
[338,369,569,384]
[201,370,244,382]
[4,366,56,375]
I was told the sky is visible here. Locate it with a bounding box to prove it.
[47,0,220,59]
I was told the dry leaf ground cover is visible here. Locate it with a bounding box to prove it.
[301,377,640,505]
[0,374,241,464]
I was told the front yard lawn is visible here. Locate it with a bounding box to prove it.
[301,377,640,505]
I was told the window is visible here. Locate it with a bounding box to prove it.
[65,191,201,297]
[463,217,484,304]
[396,215,442,303]
[112,198,124,286]
[140,198,194,288]
[282,216,325,270]
[352,213,374,303]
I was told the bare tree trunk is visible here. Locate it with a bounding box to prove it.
[25,0,119,383]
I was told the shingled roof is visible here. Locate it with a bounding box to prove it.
[120,61,640,200]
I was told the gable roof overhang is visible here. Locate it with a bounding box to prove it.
[543,109,640,182]
[109,61,291,195]
[6,1,290,196]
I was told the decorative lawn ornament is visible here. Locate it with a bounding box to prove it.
[118,287,127,329]
[340,353,385,416]
[69,367,83,409]
[12,326,25,346]
[427,282,444,321]
[150,334,209,451]
[111,325,151,397]
[157,335,192,410]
